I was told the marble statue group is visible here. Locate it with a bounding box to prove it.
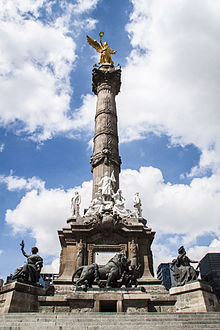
[72,171,143,221]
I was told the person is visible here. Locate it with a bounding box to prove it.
[122,264,140,288]
[98,171,115,201]
[71,191,81,216]
[112,189,130,217]
[76,239,84,268]
[11,241,43,284]
[133,192,142,217]
[171,246,199,286]
[85,188,104,216]
[130,239,137,266]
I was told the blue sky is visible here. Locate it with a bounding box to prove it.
[1,0,220,279]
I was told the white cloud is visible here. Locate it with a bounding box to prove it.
[0,174,45,191]
[0,250,3,255]
[115,0,220,174]
[42,257,59,273]
[120,167,220,244]
[0,143,4,152]
[152,243,175,271]
[5,167,220,267]
[0,0,99,142]
[5,180,92,255]
[73,0,100,14]
[188,239,220,262]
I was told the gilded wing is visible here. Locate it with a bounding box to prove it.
[109,48,117,55]
[86,35,102,53]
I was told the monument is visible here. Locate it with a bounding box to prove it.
[37,32,177,313]
[1,32,219,314]
[0,242,45,313]
[56,32,156,285]
[169,246,220,312]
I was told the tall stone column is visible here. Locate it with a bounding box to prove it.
[90,64,122,198]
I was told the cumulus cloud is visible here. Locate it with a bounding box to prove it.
[120,167,220,242]
[115,0,220,174]
[5,167,220,269]
[188,238,220,262]
[5,180,92,255]
[42,257,59,273]
[0,143,4,152]
[0,174,45,191]
[0,0,98,141]
[73,0,100,14]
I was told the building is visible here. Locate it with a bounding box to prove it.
[40,273,59,289]
[199,253,220,299]
[157,263,176,290]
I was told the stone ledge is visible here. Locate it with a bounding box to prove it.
[0,281,45,296]
[169,280,220,312]
[0,281,46,313]
[169,281,213,296]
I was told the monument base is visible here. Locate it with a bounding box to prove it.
[169,281,220,312]
[0,281,46,313]
[38,284,176,313]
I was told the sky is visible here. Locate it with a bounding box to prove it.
[0,0,220,280]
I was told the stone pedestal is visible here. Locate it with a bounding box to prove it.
[39,287,176,313]
[169,281,220,312]
[57,218,156,283]
[0,281,46,313]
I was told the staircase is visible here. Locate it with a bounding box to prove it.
[0,312,220,329]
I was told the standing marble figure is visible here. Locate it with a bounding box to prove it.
[71,191,81,217]
[133,192,142,217]
[98,171,116,201]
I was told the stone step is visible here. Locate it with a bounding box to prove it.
[0,323,219,330]
[1,320,220,325]
[0,312,220,320]
[1,313,220,330]
[1,317,220,323]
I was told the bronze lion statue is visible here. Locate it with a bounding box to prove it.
[72,253,130,289]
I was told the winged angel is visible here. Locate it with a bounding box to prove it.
[86,32,116,65]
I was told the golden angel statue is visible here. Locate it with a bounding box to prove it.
[86,32,116,65]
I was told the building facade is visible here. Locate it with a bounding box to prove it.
[157,263,176,290]
[199,253,220,299]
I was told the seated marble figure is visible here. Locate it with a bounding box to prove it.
[11,241,43,285]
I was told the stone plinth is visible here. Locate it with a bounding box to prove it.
[39,286,176,313]
[169,281,220,312]
[0,281,46,313]
[57,218,156,283]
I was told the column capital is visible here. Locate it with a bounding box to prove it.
[92,64,121,95]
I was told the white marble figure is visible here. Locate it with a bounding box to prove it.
[113,189,130,217]
[85,188,104,216]
[71,191,81,217]
[103,199,114,212]
[98,171,116,200]
[133,192,142,218]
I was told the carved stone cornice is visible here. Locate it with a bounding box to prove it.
[94,130,118,140]
[92,65,121,96]
[90,149,121,172]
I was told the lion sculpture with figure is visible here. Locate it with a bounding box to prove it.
[72,253,130,289]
